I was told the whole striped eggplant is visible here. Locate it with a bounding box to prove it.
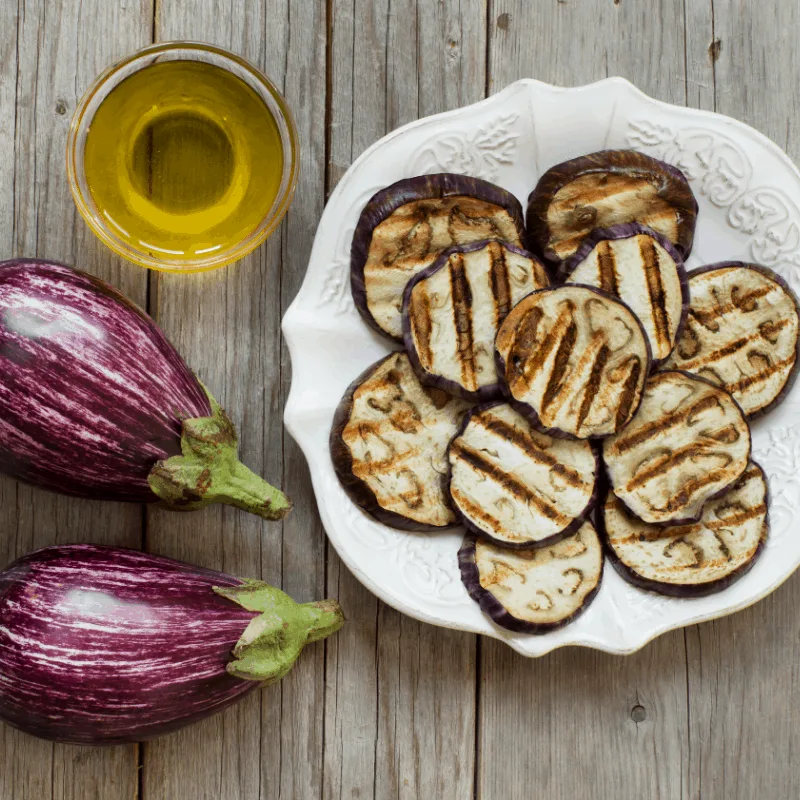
[0,545,343,744]
[0,259,290,519]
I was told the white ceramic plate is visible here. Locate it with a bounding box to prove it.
[283,78,800,656]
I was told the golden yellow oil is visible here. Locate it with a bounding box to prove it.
[83,60,284,263]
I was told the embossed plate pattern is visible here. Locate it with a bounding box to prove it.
[283,78,800,656]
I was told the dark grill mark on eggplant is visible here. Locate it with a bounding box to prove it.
[512,302,575,397]
[474,412,587,488]
[597,240,619,295]
[409,286,434,369]
[725,356,795,394]
[451,486,504,534]
[610,393,722,455]
[577,343,610,430]
[614,357,642,431]
[450,441,567,524]
[626,436,735,491]
[488,242,512,326]
[541,316,579,413]
[449,253,477,390]
[640,236,670,353]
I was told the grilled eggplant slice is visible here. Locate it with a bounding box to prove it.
[402,240,549,400]
[495,285,651,439]
[458,522,603,634]
[447,403,598,548]
[351,174,525,341]
[601,461,768,596]
[664,262,800,419]
[527,150,698,264]
[330,352,471,530]
[602,370,751,526]
[559,224,690,364]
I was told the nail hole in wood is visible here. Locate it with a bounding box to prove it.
[631,704,646,723]
[55,100,67,115]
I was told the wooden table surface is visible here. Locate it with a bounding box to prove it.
[2,1,799,798]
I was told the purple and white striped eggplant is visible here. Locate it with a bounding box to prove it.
[0,544,344,744]
[0,259,290,519]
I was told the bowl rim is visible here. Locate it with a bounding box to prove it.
[66,40,300,273]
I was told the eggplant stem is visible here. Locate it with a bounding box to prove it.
[147,385,292,520]
[214,581,345,683]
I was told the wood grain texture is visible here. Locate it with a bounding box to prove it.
[142,2,328,800]
[325,2,484,798]
[684,3,800,799]
[480,2,692,799]
[0,1,151,799]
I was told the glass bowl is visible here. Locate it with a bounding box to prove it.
[67,42,299,273]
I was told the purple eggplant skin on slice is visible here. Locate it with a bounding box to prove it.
[526,149,698,265]
[402,240,550,401]
[599,461,768,597]
[0,259,290,519]
[602,370,751,527]
[0,545,344,745]
[446,402,598,549]
[664,262,800,420]
[458,521,604,634]
[351,173,526,341]
[330,351,471,531]
[558,223,690,366]
[494,284,652,440]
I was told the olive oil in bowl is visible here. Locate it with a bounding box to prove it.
[69,44,298,272]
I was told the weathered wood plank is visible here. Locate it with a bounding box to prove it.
[480,3,691,799]
[0,1,151,799]
[325,3,484,799]
[142,2,328,799]
[684,3,800,798]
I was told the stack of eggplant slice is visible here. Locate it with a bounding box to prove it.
[332,152,800,635]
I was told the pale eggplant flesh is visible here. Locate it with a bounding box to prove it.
[665,262,800,419]
[559,223,690,364]
[403,240,549,401]
[495,285,651,439]
[601,461,768,597]
[447,403,598,548]
[526,149,698,264]
[330,352,471,530]
[458,521,604,634]
[351,174,525,341]
[602,370,751,526]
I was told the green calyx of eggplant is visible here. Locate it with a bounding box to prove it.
[147,385,292,520]
[213,580,345,683]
